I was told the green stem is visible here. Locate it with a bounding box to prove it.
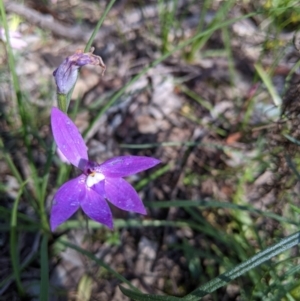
[57,93,68,113]
[10,183,27,297]
[41,142,56,204]
[0,138,23,184]
[84,0,117,52]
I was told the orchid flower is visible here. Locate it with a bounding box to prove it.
[0,28,28,50]
[53,48,106,95]
[50,107,160,231]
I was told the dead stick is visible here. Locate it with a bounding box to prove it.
[4,1,90,41]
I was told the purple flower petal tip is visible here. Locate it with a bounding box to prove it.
[50,176,84,231]
[81,186,114,230]
[53,48,106,95]
[105,177,147,215]
[97,156,161,178]
[51,107,88,169]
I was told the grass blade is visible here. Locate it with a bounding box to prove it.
[84,0,117,52]
[10,182,27,296]
[120,286,182,301]
[254,63,282,107]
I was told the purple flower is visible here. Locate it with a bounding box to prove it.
[0,28,28,50]
[50,107,160,231]
[53,48,106,95]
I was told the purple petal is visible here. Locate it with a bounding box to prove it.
[81,181,113,229]
[105,177,146,214]
[95,156,160,178]
[91,178,106,197]
[50,175,86,231]
[51,107,88,169]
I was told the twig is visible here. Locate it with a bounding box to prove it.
[4,0,187,42]
[5,1,89,41]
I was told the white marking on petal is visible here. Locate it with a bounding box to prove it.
[86,172,105,188]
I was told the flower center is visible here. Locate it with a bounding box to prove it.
[86,171,105,188]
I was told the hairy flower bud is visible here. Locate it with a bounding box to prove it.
[53,48,106,95]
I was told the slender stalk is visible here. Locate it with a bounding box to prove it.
[0,138,23,184]
[84,0,117,52]
[57,93,68,113]
[10,183,27,297]
[40,141,56,205]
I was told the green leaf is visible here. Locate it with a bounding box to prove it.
[119,286,182,301]
[284,134,300,146]
[254,63,282,107]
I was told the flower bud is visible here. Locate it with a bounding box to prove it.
[53,48,106,95]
